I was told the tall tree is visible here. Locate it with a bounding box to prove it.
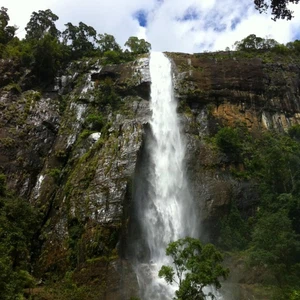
[25,9,60,41]
[124,36,151,54]
[234,34,279,51]
[62,22,97,58]
[31,33,67,82]
[97,33,121,53]
[0,7,17,44]
[250,209,300,284]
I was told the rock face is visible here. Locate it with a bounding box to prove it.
[0,57,151,299]
[1,51,300,299]
[167,51,300,238]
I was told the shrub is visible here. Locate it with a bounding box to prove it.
[215,127,242,159]
[288,125,300,140]
[84,113,104,131]
[0,174,6,195]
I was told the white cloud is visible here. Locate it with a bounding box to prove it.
[2,0,300,53]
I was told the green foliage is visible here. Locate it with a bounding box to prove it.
[211,125,300,291]
[287,40,300,52]
[288,124,300,140]
[2,37,33,65]
[35,271,94,300]
[62,22,97,59]
[78,129,94,141]
[272,43,290,54]
[67,218,84,268]
[31,33,69,82]
[234,34,279,51]
[3,82,22,93]
[25,9,60,40]
[250,209,300,284]
[124,36,151,54]
[219,203,250,250]
[290,290,300,300]
[233,35,300,60]
[97,33,121,53]
[0,8,150,86]
[246,133,300,194]
[0,187,40,299]
[47,168,61,183]
[103,50,122,64]
[159,237,229,300]
[94,77,121,109]
[0,173,6,195]
[254,0,299,21]
[84,113,104,131]
[215,127,242,160]
[0,7,17,45]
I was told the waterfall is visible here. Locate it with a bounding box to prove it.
[132,52,196,299]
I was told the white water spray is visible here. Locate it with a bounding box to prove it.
[135,52,195,299]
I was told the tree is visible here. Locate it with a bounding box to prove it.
[0,7,17,44]
[62,22,97,59]
[286,40,300,52]
[25,9,60,40]
[31,33,68,82]
[158,237,229,300]
[97,33,121,53]
[234,34,279,51]
[250,210,300,284]
[0,187,40,299]
[254,0,299,20]
[124,36,151,54]
[215,127,242,160]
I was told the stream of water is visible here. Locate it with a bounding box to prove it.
[134,52,195,299]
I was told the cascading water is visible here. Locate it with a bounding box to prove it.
[132,52,197,299]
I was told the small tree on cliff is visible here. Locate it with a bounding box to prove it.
[124,36,151,54]
[159,237,229,300]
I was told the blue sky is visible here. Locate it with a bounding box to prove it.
[2,0,300,53]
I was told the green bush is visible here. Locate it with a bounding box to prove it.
[215,127,242,159]
[288,124,300,140]
[219,204,250,250]
[0,174,6,195]
[84,113,104,131]
[3,38,33,65]
[103,50,122,64]
[250,209,300,285]
[94,78,121,109]
[0,193,40,299]
[47,168,61,182]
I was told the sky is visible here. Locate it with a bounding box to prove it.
[2,0,300,53]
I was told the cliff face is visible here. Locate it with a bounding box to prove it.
[1,51,300,299]
[168,52,300,236]
[0,57,151,299]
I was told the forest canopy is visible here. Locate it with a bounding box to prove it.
[0,7,151,83]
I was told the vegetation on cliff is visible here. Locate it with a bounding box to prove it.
[0,7,151,87]
[0,174,40,299]
[213,125,300,298]
[159,237,229,300]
